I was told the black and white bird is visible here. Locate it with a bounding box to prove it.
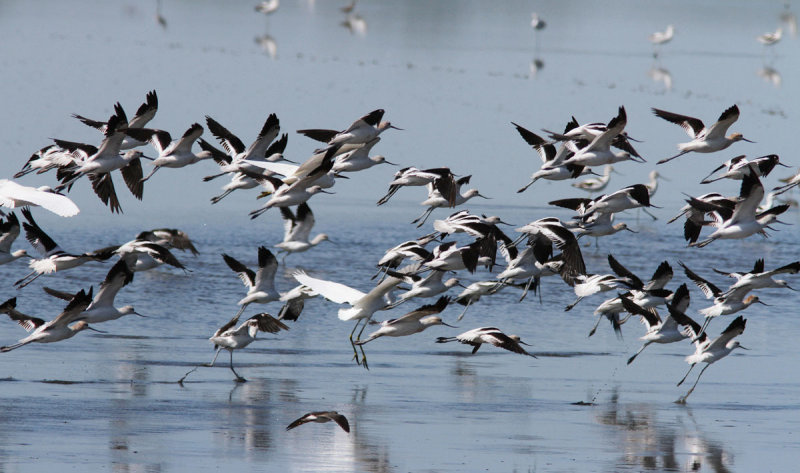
[436,326,537,357]
[286,411,350,433]
[223,246,280,320]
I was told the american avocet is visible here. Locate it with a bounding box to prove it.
[572,165,616,194]
[620,284,696,365]
[689,171,790,248]
[667,192,735,244]
[543,114,644,160]
[772,168,800,196]
[513,217,586,286]
[422,240,483,274]
[374,235,435,278]
[560,107,645,167]
[565,272,634,312]
[72,90,158,150]
[203,113,284,180]
[340,0,357,14]
[453,280,504,320]
[136,228,199,255]
[42,260,141,323]
[712,258,799,295]
[108,238,188,272]
[14,144,72,178]
[355,296,454,344]
[436,327,537,357]
[286,411,350,433]
[496,242,550,302]
[255,0,279,15]
[276,284,318,322]
[383,268,460,308]
[341,12,368,36]
[14,209,114,288]
[0,180,80,218]
[511,122,591,193]
[0,213,28,266]
[757,27,782,46]
[676,316,747,403]
[0,289,100,352]
[376,166,457,206]
[223,246,280,321]
[292,270,402,368]
[276,203,330,259]
[412,176,489,227]
[573,212,637,244]
[331,137,395,173]
[203,312,289,383]
[551,184,656,221]
[649,25,674,56]
[124,123,213,182]
[249,179,333,219]
[297,109,401,146]
[680,261,767,333]
[700,154,786,184]
[432,210,513,269]
[653,104,754,164]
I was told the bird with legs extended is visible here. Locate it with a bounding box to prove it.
[436,326,537,357]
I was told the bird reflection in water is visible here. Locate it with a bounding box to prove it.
[594,389,733,472]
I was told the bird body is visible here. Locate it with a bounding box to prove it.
[436,326,536,357]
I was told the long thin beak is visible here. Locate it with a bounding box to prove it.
[477,193,491,199]
[518,340,532,346]
[624,227,639,233]
[611,168,624,175]
[257,191,272,199]
[87,326,107,333]
[742,138,756,143]
[496,219,515,226]
[389,125,403,130]
[134,312,148,318]
[738,345,749,350]
[756,300,770,306]
[441,322,458,328]
[786,284,797,291]
[319,189,335,194]
[776,161,791,168]
[384,160,398,166]
[659,175,670,181]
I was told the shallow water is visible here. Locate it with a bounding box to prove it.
[1,0,799,471]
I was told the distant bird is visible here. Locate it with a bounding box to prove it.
[530,13,546,30]
[676,316,747,403]
[0,289,99,352]
[15,209,114,288]
[572,165,615,194]
[436,327,537,357]
[255,0,279,15]
[207,312,289,382]
[649,25,674,56]
[276,203,330,259]
[340,0,357,14]
[355,296,453,345]
[653,104,754,164]
[0,180,80,218]
[757,27,782,46]
[223,246,280,320]
[0,213,29,266]
[286,411,350,433]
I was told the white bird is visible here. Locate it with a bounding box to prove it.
[374,235,435,278]
[530,13,546,30]
[207,312,289,382]
[565,272,633,311]
[511,122,591,193]
[560,107,644,167]
[297,109,401,147]
[412,175,489,227]
[124,123,213,182]
[255,0,279,15]
[14,208,114,288]
[712,258,800,296]
[620,284,696,364]
[42,260,141,323]
[689,171,789,248]
[757,27,782,45]
[436,327,537,357]
[452,280,504,320]
[668,192,736,244]
[202,113,285,180]
[700,154,786,184]
[223,246,280,320]
[331,137,395,173]
[573,212,637,243]
[377,166,457,206]
[676,316,747,403]
[422,240,482,274]
[572,165,615,194]
[383,268,460,308]
[354,296,454,345]
[0,180,80,218]
[136,228,198,255]
[72,90,159,150]
[286,411,350,433]
[649,25,674,57]
[653,104,754,164]
[513,217,586,286]
[293,270,402,368]
[551,184,656,222]
[107,238,188,273]
[0,213,28,265]
[249,179,332,219]
[275,203,330,259]
[0,289,99,352]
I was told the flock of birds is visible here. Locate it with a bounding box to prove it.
[1,88,799,439]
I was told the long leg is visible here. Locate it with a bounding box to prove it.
[412,207,435,227]
[229,350,246,382]
[457,299,473,321]
[565,296,583,312]
[676,364,710,403]
[588,314,604,337]
[699,316,713,337]
[210,189,233,204]
[642,207,658,221]
[349,319,363,364]
[677,363,696,386]
[657,150,689,165]
[519,276,535,302]
[355,317,372,369]
[140,166,160,182]
[627,341,652,365]
[207,347,223,367]
[14,270,40,288]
